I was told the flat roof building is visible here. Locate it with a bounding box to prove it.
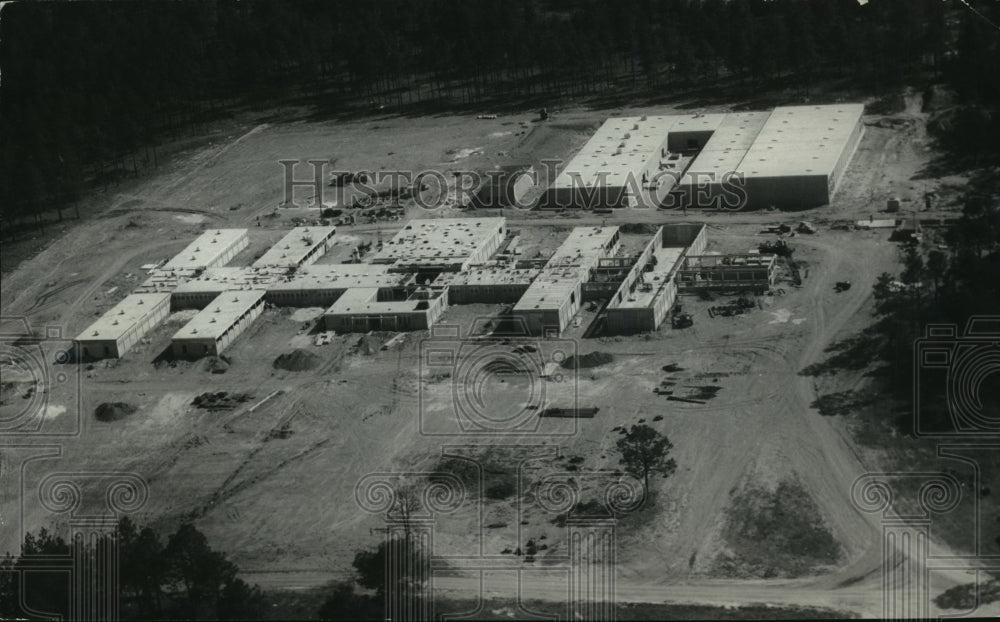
[512,226,620,335]
[162,229,249,271]
[433,266,540,304]
[170,290,266,359]
[672,105,864,210]
[541,116,680,210]
[252,226,336,269]
[672,112,771,210]
[544,104,865,212]
[266,264,414,307]
[737,104,865,209]
[371,217,506,271]
[75,293,172,359]
[323,286,448,332]
[170,267,285,310]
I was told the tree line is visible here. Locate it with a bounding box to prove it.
[0,519,264,620]
[2,0,992,234]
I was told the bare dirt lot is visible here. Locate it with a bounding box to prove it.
[2,93,991,618]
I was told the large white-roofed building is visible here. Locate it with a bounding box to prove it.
[161,229,249,271]
[170,290,266,359]
[323,286,448,332]
[252,226,336,269]
[75,293,172,359]
[371,217,506,272]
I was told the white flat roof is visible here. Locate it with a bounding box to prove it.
[372,217,505,264]
[76,293,171,342]
[513,226,619,312]
[325,288,441,315]
[162,229,248,270]
[739,104,865,178]
[615,246,685,309]
[434,266,540,287]
[172,290,266,341]
[173,267,284,294]
[547,226,620,267]
[682,111,772,183]
[553,116,678,188]
[267,264,412,291]
[511,268,585,311]
[252,226,336,268]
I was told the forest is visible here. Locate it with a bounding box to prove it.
[1,0,998,232]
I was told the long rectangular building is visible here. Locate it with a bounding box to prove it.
[323,286,448,332]
[252,226,336,269]
[512,226,620,335]
[433,266,540,304]
[671,112,771,209]
[75,293,172,359]
[738,104,865,209]
[266,264,414,307]
[541,116,678,210]
[170,290,266,359]
[371,217,506,271]
[605,228,684,335]
[547,104,865,211]
[162,229,249,271]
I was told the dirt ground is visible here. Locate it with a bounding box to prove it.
[1,91,990,618]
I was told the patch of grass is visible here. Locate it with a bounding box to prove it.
[713,480,842,578]
[934,579,1000,610]
[811,390,876,417]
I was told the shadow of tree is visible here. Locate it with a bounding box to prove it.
[799,324,885,377]
[811,389,876,417]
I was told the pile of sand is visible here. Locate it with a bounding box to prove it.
[203,356,230,374]
[560,351,614,370]
[94,402,137,422]
[353,335,382,356]
[273,349,321,371]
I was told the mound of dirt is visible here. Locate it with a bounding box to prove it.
[560,351,614,370]
[94,402,137,422]
[273,349,321,371]
[353,335,382,356]
[202,356,230,374]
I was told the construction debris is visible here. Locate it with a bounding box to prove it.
[273,349,321,371]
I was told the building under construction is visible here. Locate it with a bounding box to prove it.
[77,213,778,358]
[675,253,777,293]
[603,225,703,335]
[511,226,621,335]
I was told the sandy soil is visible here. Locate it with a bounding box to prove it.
[0,91,983,618]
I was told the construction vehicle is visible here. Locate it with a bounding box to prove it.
[835,280,852,292]
[759,239,794,257]
[672,312,693,329]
